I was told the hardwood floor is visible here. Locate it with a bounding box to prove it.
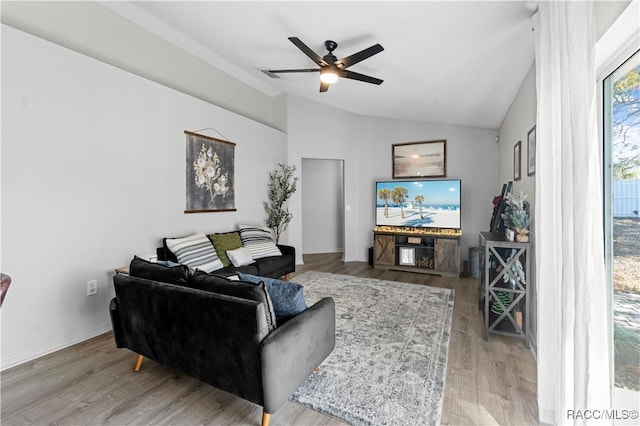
[1,253,538,425]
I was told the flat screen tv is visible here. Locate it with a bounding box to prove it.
[376,179,461,230]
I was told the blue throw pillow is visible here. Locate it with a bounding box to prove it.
[236,273,308,319]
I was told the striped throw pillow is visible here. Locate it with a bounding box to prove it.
[238,225,282,259]
[165,233,223,273]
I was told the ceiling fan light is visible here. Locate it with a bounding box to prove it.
[320,70,339,84]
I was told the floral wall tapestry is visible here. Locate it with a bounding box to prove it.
[185,130,236,213]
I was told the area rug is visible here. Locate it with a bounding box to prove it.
[290,271,454,426]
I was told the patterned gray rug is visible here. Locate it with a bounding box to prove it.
[290,271,454,426]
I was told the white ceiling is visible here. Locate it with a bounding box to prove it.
[103,1,536,130]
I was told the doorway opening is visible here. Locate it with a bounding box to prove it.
[301,158,345,258]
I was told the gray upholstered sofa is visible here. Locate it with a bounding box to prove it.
[157,230,296,280]
[109,259,335,426]
[157,243,296,279]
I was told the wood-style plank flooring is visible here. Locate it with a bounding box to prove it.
[1,253,538,425]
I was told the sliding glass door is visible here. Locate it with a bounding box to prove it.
[603,48,639,394]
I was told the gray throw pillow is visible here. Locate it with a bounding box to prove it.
[236,272,308,320]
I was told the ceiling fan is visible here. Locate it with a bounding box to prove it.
[266,37,384,92]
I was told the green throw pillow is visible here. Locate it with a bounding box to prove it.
[208,232,243,267]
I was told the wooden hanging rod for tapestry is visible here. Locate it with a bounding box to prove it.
[187,126,233,144]
[184,130,235,146]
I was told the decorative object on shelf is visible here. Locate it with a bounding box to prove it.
[527,125,536,176]
[417,257,435,268]
[513,140,522,181]
[516,311,523,327]
[503,249,526,288]
[505,228,515,241]
[501,192,530,242]
[515,228,529,242]
[399,247,416,266]
[264,163,298,244]
[392,139,446,178]
[491,291,511,315]
[185,130,236,213]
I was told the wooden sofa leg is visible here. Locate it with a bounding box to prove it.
[284,274,290,281]
[261,411,271,426]
[133,355,144,372]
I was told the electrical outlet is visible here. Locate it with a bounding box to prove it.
[87,280,98,296]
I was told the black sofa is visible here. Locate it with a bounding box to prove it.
[157,242,296,279]
[109,260,335,426]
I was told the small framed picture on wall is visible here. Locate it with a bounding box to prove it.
[527,125,536,176]
[514,140,521,181]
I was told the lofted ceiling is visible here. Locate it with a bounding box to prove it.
[103,1,536,130]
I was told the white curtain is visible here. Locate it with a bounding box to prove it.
[533,2,611,424]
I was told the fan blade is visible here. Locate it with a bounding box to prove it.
[267,68,320,74]
[337,44,384,68]
[341,70,383,85]
[319,81,330,92]
[288,37,328,67]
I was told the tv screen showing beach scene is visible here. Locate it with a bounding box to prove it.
[376,179,461,229]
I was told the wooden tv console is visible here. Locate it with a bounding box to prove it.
[373,226,461,276]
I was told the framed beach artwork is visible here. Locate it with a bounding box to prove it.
[392,140,446,178]
[184,130,236,213]
[514,140,521,181]
[527,125,536,176]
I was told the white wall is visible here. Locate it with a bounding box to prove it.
[0,1,284,131]
[499,65,536,203]
[0,25,287,369]
[301,159,344,254]
[286,96,359,263]
[497,63,537,349]
[287,96,499,265]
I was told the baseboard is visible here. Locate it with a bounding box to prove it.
[1,323,112,371]
[301,249,344,255]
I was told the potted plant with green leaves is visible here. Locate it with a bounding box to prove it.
[502,192,530,242]
[263,163,298,244]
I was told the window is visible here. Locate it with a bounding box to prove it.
[603,48,639,394]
